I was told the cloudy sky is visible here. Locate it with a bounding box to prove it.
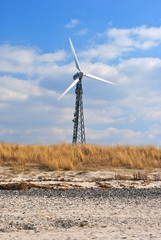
[1,0,161,145]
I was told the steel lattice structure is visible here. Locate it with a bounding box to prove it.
[57,38,115,144]
[72,78,85,144]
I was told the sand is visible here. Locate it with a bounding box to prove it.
[0,167,161,239]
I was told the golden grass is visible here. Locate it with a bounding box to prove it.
[0,143,161,172]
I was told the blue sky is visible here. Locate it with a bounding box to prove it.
[1,0,161,145]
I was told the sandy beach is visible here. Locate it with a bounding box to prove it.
[0,168,161,239]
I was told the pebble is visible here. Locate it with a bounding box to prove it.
[0,188,161,239]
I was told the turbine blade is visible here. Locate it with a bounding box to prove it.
[69,38,81,71]
[84,73,116,85]
[57,79,79,101]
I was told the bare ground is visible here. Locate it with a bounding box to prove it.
[0,167,161,239]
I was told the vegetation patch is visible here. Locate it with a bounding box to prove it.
[0,143,161,172]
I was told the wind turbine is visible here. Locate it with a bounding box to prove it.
[57,38,115,144]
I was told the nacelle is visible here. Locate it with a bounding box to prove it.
[73,72,83,80]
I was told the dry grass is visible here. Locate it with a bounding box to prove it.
[0,143,161,172]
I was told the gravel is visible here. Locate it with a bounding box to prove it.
[0,188,161,239]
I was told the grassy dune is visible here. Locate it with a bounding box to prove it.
[0,143,161,172]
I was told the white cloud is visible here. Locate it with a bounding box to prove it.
[79,55,161,144]
[80,25,161,61]
[0,75,42,101]
[80,43,124,61]
[107,25,161,49]
[24,127,72,143]
[0,44,36,65]
[0,127,19,136]
[0,44,67,76]
[115,59,161,128]
[38,50,67,62]
[86,126,161,145]
[86,127,143,144]
[77,28,88,35]
[82,61,118,79]
[85,107,123,125]
[65,19,79,29]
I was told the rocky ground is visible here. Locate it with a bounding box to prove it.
[0,188,161,239]
[0,167,161,239]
